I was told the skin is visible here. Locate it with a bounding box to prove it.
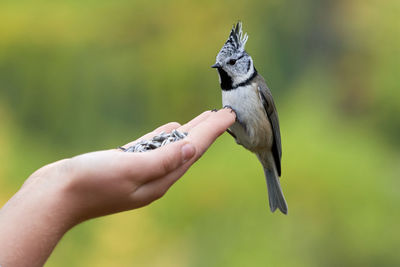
[0,109,236,267]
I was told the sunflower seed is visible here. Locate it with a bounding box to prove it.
[122,129,188,153]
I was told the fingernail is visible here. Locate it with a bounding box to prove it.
[181,143,196,162]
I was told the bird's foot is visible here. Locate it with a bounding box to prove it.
[223,105,235,112]
[223,105,238,121]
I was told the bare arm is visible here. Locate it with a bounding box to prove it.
[0,109,235,267]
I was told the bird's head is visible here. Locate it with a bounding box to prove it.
[212,22,254,89]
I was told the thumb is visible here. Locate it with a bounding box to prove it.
[132,141,196,181]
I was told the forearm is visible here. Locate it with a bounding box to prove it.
[0,171,73,267]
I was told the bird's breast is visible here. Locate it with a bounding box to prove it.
[222,83,273,151]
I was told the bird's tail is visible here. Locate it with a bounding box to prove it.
[263,167,288,214]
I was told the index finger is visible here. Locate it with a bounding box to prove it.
[186,108,236,159]
[120,110,214,150]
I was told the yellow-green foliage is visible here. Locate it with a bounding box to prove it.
[1,0,399,266]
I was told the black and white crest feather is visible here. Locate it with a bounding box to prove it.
[225,21,248,52]
[216,22,248,62]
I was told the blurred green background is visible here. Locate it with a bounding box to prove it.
[1,0,399,266]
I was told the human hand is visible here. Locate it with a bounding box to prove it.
[0,109,235,267]
[57,108,236,222]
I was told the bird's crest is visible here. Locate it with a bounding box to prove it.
[225,21,248,52]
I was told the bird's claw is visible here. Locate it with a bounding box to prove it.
[223,105,238,120]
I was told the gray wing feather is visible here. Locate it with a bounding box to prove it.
[256,78,282,176]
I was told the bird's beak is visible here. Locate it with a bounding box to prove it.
[211,63,221,68]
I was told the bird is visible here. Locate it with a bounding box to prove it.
[212,22,288,214]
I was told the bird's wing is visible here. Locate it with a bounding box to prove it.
[256,77,282,176]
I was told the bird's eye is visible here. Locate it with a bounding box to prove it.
[228,59,237,65]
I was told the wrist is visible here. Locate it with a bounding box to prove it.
[28,158,81,229]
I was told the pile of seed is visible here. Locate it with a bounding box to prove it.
[122,129,188,153]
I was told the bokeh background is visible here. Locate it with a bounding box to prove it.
[1,0,399,266]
